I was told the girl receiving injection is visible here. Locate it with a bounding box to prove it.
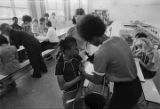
[55,36,84,109]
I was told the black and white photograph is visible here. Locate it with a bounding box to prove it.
[0,0,160,109]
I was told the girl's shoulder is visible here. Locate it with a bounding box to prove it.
[73,55,82,61]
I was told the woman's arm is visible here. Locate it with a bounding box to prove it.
[79,64,103,85]
[57,75,81,91]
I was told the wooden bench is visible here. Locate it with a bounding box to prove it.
[135,58,160,105]
[0,49,55,96]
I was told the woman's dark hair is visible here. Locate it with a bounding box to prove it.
[46,21,52,27]
[136,32,148,38]
[72,16,76,24]
[22,15,32,22]
[75,8,85,15]
[59,36,77,52]
[76,14,106,42]
[0,35,9,46]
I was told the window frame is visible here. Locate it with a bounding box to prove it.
[0,0,30,24]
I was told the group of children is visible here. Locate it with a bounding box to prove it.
[11,12,57,37]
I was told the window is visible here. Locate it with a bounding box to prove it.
[0,7,13,19]
[14,0,29,8]
[46,0,56,10]
[70,0,81,17]
[0,0,11,7]
[0,0,30,24]
[15,9,30,18]
[45,0,65,22]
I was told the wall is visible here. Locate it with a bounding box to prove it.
[88,0,160,35]
[88,0,160,27]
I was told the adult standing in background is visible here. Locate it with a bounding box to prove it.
[77,15,142,109]
[32,18,40,36]
[67,8,88,60]
[0,23,47,78]
[11,17,23,31]
[39,17,48,36]
[44,13,50,25]
[49,12,57,30]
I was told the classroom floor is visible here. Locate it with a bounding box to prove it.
[0,54,64,109]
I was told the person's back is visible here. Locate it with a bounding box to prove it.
[0,39,20,75]
[9,30,40,51]
[100,36,137,82]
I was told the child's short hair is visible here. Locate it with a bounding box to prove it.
[0,35,9,46]
[75,8,85,15]
[76,14,106,42]
[59,36,77,52]
[22,15,32,22]
[46,21,52,27]
[12,17,18,21]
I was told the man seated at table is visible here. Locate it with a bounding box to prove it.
[11,17,23,31]
[36,21,59,51]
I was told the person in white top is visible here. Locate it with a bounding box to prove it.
[32,18,40,36]
[37,21,59,51]
[49,12,57,30]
